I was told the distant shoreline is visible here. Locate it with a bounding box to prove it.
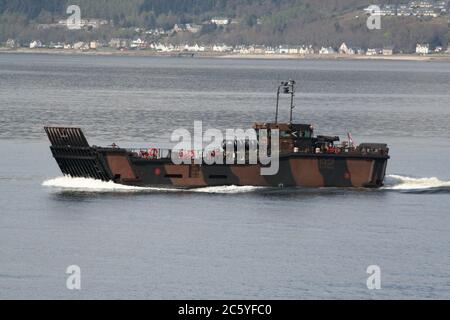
[216,53,450,62]
[1,47,450,62]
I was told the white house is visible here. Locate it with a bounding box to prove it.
[353,47,365,55]
[79,18,108,29]
[366,48,382,56]
[154,43,175,52]
[319,47,336,54]
[73,42,89,50]
[410,1,433,9]
[380,5,397,16]
[213,44,233,52]
[298,45,315,55]
[131,38,146,49]
[416,43,430,55]
[397,6,413,16]
[415,8,438,17]
[278,46,289,54]
[241,46,251,54]
[211,17,230,25]
[339,42,357,54]
[29,40,42,49]
[145,28,167,36]
[233,45,244,53]
[288,46,299,54]
[89,41,98,50]
[254,45,266,54]
[265,47,276,54]
[184,44,205,52]
[6,39,17,48]
[50,42,64,49]
[382,46,394,55]
[186,24,202,33]
[109,38,130,49]
[339,43,365,55]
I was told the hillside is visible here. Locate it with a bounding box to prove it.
[0,0,449,52]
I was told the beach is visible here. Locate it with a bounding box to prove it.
[1,47,450,61]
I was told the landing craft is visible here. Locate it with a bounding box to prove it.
[45,80,389,188]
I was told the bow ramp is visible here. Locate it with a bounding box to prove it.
[44,127,113,181]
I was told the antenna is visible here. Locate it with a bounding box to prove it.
[275,80,296,124]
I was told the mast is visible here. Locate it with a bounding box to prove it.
[275,80,296,124]
[275,86,280,123]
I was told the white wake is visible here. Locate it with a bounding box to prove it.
[384,175,450,191]
[42,176,149,192]
[42,176,263,194]
[42,175,450,194]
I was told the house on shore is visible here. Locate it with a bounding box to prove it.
[249,45,266,54]
[288,46,299,54]
[366,48,383,56]
[416,43,430,55]
[73,42,89,50]
[130,38,146,49]
[265,47,276,54]
[5,39,18,48]
[383,46,394,55]
[278,45,289,54]
[339,42,351,54]
[183,44,206,52]
[152,43,175,52]
[210,17,230,25]
[298,45,315,55]
[319,46,336,55]
[212,44,233,52]
[29,40,43,49]
[339,42,365,55]
[109,38,131,49]
[49,42,64,49]
[89,41,98,50]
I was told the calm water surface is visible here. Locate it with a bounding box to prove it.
[0,53,450,299]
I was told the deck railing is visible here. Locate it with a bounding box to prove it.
[126,144,389,162]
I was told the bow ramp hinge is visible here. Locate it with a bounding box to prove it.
[44,127,90,147]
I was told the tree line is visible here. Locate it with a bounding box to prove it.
[0,0,449,51]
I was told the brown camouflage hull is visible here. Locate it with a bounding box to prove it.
[45,127,389,188]
[48,146,388,188]
[114,151,387,188]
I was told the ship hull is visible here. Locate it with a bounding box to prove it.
[128,153,387,188]
[45,127,388,189]
[50,146,388,188]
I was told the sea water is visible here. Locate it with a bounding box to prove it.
[1,53,450,299]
